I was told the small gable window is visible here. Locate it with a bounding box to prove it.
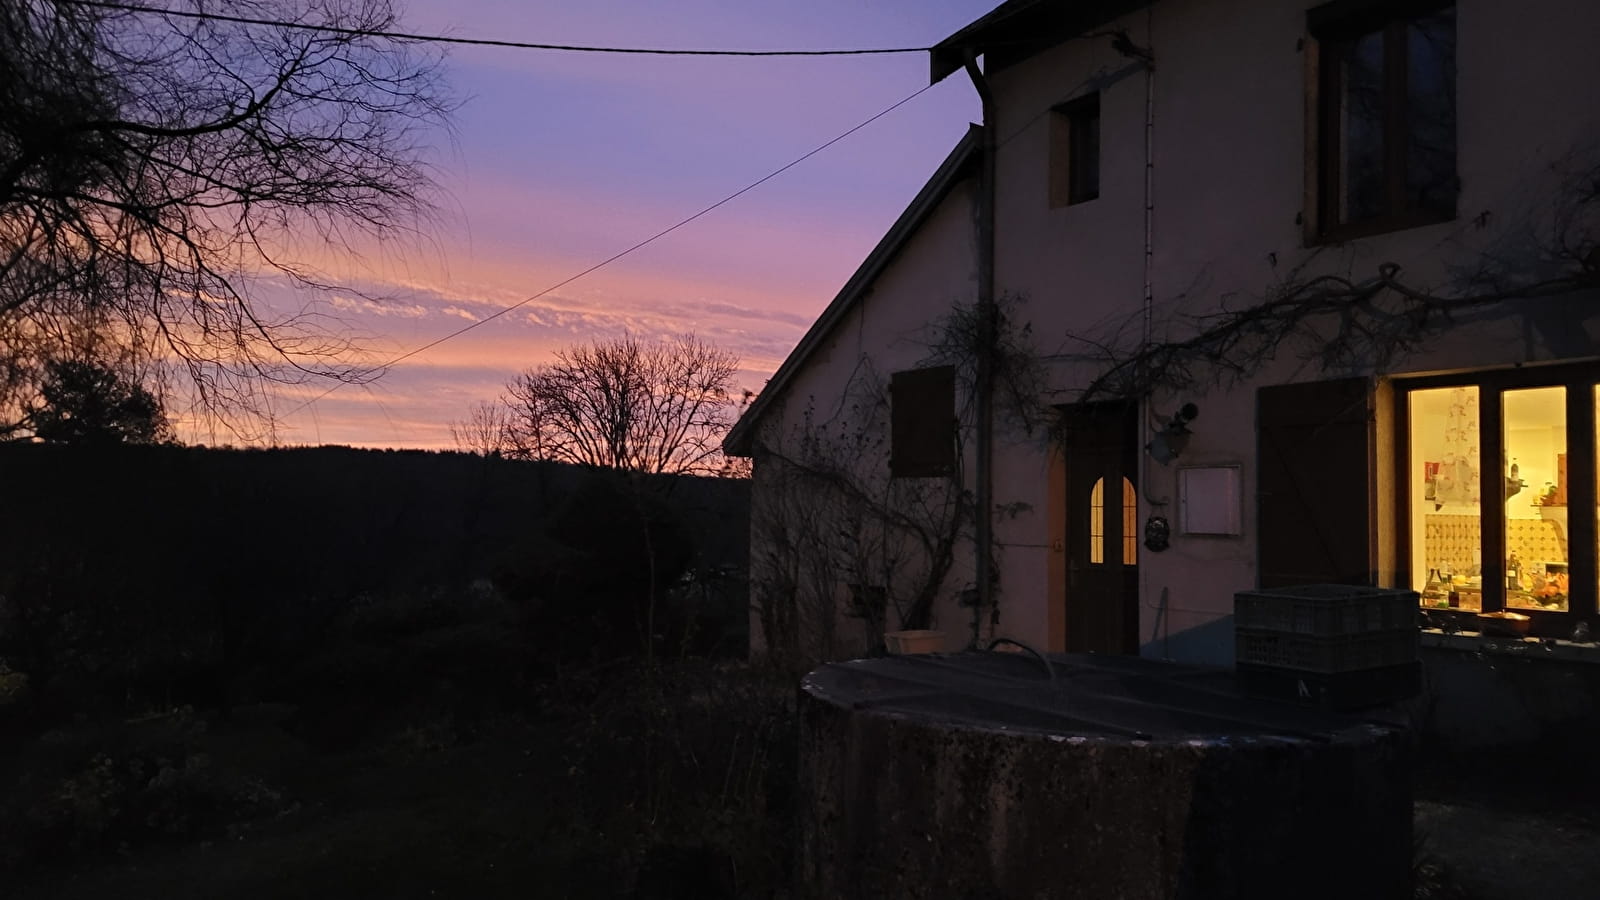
[890,366,956,478]
[1049,92,1100,208]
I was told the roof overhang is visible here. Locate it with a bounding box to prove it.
[723,127,982,458]
[930,0,1152,84]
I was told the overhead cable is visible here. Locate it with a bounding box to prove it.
[64,1,931,56]
[285,80,939,417]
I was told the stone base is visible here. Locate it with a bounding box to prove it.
[797,653,1412,900]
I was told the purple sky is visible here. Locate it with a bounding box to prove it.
[263,0,998,449]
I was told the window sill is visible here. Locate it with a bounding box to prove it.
[1308,210,1455,247]
[1421,628,1600,665]
[1049,196,1099,210]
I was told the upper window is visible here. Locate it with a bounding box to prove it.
[1049,92,1100,208]
[1311,1,1457,238]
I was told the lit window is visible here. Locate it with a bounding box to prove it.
[1411,386,1482,609]
[1405,367,1600,637]
[1503,388,1567,612]
[1090,477,1105,564]
[1122,477,1138,566]
[1089,475,1137,566]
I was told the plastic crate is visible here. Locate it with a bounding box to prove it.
[1235,627,1418,674]
[1236,662,1420,710]
[1235,585,1420,636]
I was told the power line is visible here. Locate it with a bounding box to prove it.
[285,80,939,418]
[65,1,932,57]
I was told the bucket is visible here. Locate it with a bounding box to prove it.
[884,630,946,655]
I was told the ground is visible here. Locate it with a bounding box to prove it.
[3,640,1591,899]
[0,617,793,900]
[1416,749,1600,900]
[2,699,641,899]
[11,713,590,899]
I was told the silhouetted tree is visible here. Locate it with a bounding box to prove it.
[497,334,742,475]
[449,400,511,457]
[0,0,452,438]
[27,358,169,445]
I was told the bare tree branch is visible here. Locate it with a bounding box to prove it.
[491,334,742,476]
[0,0,455,439]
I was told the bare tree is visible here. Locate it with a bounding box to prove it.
[498,334,741,476]
[449,399,510,457]
[0,0,452,438]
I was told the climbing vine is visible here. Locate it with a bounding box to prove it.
[746,296,1047,667]
[1060,157,1600,406]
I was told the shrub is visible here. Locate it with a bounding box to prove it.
[0,709,289,877]
[495,472,697,661]
[559,661,797,896]
[0,660,30,706]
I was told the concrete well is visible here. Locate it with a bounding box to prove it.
[798,652,1411,900]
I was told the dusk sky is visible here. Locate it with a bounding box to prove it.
[263,0,1001,449]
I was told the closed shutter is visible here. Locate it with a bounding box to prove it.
[890,366,956,478]
[1257,377,1373,588]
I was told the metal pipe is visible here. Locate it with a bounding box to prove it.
[963,52,997,651]
[1137,11,1160,654]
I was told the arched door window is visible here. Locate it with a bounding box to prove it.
[1089,476,1138,566]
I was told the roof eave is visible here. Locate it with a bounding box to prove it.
[929,0,1045,83]
[930,0,1153,84]
[723,127,983,458]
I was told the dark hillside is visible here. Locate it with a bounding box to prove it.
[0,443,749,718]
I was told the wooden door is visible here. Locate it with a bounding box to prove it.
[1061,401,1139,653]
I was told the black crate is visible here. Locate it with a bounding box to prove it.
[1236,662,1421,711]
[1235,585,1419,636]
[1235,627,1418,674]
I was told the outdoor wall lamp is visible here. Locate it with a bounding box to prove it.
[1146,402,1199,466]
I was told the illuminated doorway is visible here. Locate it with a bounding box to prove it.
[1061,401,1139,654]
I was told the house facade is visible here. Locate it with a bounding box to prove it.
[729,0,1600,680]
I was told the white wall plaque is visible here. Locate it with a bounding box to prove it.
[1178,465,1242,536]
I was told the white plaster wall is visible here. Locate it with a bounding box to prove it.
[748,178,981,660]
[977,0,1600,664]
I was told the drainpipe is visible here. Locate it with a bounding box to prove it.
[964,52,997,650]
[1140,49,1155,363]
[1136,13,1160,654]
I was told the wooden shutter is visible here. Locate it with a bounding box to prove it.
[890,367,955,478]
[1257,377,1374,588]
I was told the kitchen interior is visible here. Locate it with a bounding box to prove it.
[1409,385,1597,636]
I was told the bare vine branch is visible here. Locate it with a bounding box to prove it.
[1069,246,1599,408]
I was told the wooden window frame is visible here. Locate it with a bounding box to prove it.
[1306,0,1457,244]
[1049,92,1100,208]
[1395,362,1600,638]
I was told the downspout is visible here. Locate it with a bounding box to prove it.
[1136,10,1162,656]
[1141,52,1155,359]
[963,52,997,649]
